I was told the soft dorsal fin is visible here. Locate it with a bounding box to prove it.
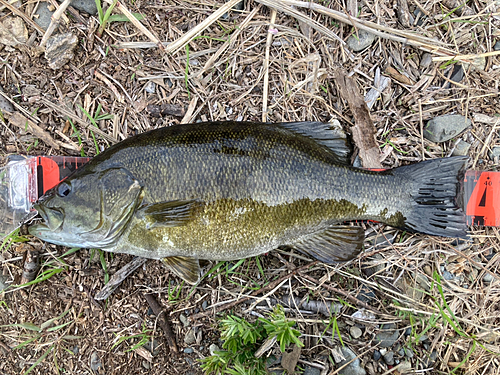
[137,200,198,229]
[291,225,365,263]
[162,256,201,284]
[278,121,352,164]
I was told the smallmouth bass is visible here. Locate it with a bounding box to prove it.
[29,121,468,283]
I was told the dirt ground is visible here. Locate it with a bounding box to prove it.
[1,0,499,374]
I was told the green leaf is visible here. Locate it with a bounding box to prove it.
[107,13,145,23]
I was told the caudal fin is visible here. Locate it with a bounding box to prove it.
[393,156,468,239]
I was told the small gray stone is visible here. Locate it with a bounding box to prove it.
[337,347,366,375]
[346,30,376,52]
[180,313,190,327]
[45,32,78,70]
[72,345,79,355]
[350,326,363,339]
[142,360,151,369]
[404,327,412,336]
[0,274,11,292]
[202,300,209,310]
[34,2,54,31]
[489,146,500,161]
[399,360,412,373]
[184,329,196,345]
[303,365,321,375]
[420,53,432,68]
[209,343,220,356]
[453,140,471,156]
[70,0,98,15]
[374,324,400,348]
[143,338,160,356]
[424,115,471,143]
[144,81,156,94]
[357,285,376,303]
[483,273,494,283]
[443,270,455,281]
[383,351,394,365]
[373,350,381,361]
[404,348,414,358]
[462,57,486,72]
[184,347,194,354]
[494,40,500,51]
[90,351,103,372]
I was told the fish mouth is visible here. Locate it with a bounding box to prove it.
[29,204,64,233]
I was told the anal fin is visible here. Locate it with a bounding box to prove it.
[162,256,201,284]
[292,225,365,263]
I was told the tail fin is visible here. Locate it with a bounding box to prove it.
[393,156,468,239]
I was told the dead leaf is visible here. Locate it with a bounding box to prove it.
[9,112,60,150]
[281,344,301,374]
[0,17,28,47]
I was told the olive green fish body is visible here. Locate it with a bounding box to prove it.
[29,122,468,283]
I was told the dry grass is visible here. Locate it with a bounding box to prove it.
[0,0,499,373]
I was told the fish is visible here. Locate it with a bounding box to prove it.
[29,121,468,284]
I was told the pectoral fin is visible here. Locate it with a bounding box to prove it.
[292,225,365,263]
[138,200,198,229]
[162,256,201,284]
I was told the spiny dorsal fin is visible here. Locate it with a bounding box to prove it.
[278,121,352,164]
[162,256,201,284]
[137,200,198,229]
[292,225,364,263]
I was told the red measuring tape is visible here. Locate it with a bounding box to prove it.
[32,157,500,228]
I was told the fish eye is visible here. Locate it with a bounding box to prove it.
[57,182,71,197]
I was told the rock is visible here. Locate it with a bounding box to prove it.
[303,365,321,375]
[184,347,194,354]
[90,351,104,373]
[180,313,190,327]
[202,300,209,310]
[351,309,376,321]
[72,345,79,355]
[337,347,366,375]
[143,338,161,356]
[405,348,414,358]
[356,285,376,303]
[442,269,455,281]
[144,81,156,94]
[462,57,486,72]
[0,16,28,47]
[33,2,54,31]
[489,146,500,161]
[495,40,500,51]
[404,327,412,336]
[209,344,220,356]
[71,0,98,15]
[483,273,494,283]
[448,64,464,85]
[373,350,381,361]
[399,360,412,373]
[142,360,151,369]
[362,254,386,277]
[374,324,400,348]
[0,86,13,113]
[45,32,78,70]
[0,274,10,292]
[346,30,376,52]
[424,115,471,143]
[350,326,363,339]
[453,140,471,156]
[184,329,196,345]
[420,53,432,68]
[383,351,394,365]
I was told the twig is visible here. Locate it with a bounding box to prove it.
[332,70,382,169]
[165,0,243,54]
[299,273,384,316]
[189,261,317,322]
[262,10,277,122]
[94,70,125,103]
[180,96,198,124]
[94,257,148,300]
[40,0,73,48]
[8,112,60,150]
[0,0,45,35]
[143,293,179,354]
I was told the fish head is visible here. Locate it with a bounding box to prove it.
[29,167,143,249]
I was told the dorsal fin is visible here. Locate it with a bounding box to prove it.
[278,121,352,164]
